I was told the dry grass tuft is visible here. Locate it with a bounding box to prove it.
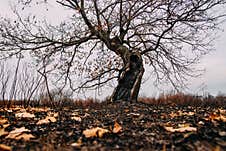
[139,92,226,107]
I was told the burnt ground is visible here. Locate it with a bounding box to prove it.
[0,101,226,151]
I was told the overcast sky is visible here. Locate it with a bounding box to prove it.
[0,0,226,98]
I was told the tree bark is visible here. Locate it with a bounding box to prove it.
[111,51,144,102]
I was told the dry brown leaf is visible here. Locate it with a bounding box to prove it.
[36,111,58,125]
[3,124,10,128]
[186,112,195,116]
[29,107,50,112]
[71,138,82,147]
[170,111,195,118]
[71,116,82,122]
[47,112,58,117]
[218,115,226,122]
[6,109,12,113]
[113,122,122,133]
[83,127,109,138]
[14,133,35,141]
[15,112,35,118]
[219,131,226,136]
[127,113,140,116]
[0,128,8,137]
[6,127,31,139]
[164,125,197,133]
[37,116,57,125]
[0,118,8,125]
[71,142,82,147]
[8,127,30,134]
[208,113,226,122]
[83,113,90,118]
[124,109,130,113]
[218,109,226,114]
[0,144,12,151]
[0,119,10,137]
[11,107,24,112]
[198,121,205,125]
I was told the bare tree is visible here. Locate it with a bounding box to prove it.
[0,62,10,107]
[0,0,226,102]
[17,65,43,108]
[9,54,22,105]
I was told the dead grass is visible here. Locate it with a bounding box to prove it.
[139,92,226,107]
[1,92,225,108]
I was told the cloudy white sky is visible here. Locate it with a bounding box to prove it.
[0,0,226,98]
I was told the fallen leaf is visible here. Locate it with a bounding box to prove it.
[186,112,195,116]
[124,109,130,113]
[113,122,122,133]
[15,112,35,118]
[71,142,82,147]
[219,131,226,136]
[219,115,226,122]
[47,112,58,117]
[214,146,221,151]
[208,113,226,122]
[0,144,11,151]
[164,125,197,133]
[6,127,31,139]
[218,109,226,114]
[8,127,30,134]
[127,113,140,116]
[83,113,90,118]
[11,107,23,112]
[6,133,21,139]
[29,107,50,112]
[0,128,8,137]
[6,110,12,113]
[0,118,8,125]
[198,121,205,125]
[71,111,79,116]
[162,143,166,151]
[71,137,82,147]
[71,116,82,122]
[169,111,195,118]
[14,133,35,141]
[83,127,109,138]
[37,116,57,125]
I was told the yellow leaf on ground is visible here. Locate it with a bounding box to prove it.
[83,127,109,138]
[0,144,12,151]
[113,122,122,133]
[15,112,35,118]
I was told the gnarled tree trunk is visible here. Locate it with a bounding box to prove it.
[111,51,144,102]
